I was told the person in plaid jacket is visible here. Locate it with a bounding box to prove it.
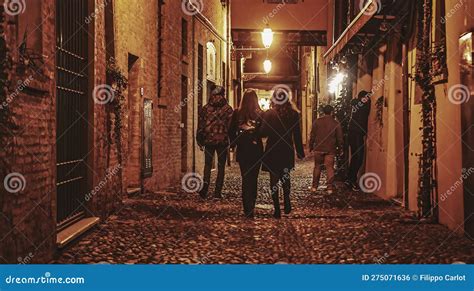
[197,86,234,199]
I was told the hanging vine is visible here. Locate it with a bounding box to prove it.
[413,0,438,220]
[375,96,384,128]
[0,7,18,175]
[106,57,128,164]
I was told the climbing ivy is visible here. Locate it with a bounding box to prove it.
[0,7,18,174]
[414,0,438,220]
[106,57,128,164]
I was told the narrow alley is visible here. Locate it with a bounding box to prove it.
[56,158,473,264]
[1,0,473,267]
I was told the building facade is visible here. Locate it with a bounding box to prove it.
[0,0,230,263]
[322,0,473,238]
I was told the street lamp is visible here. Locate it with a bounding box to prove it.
[261,27,274,49]
[263,59,272,74]
[328,72,346,94]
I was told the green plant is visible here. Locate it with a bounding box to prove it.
[0,7,18,175]
[414,0,438,220]
[375,96,384,127]
[106,57,128,164]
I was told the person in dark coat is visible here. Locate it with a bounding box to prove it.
[196,85,234,199]
[346,90,372,191]
[309,105,343,194]
[229,90,264,218]
[260,89,305,218]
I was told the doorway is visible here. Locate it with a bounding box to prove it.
[125,54,141,191]
[55,0,89,230]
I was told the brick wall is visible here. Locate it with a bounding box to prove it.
[0,0,231,264]
[0,0,57,264]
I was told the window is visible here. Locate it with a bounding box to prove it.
[198,44,204,110]
[206,42,216,81]
[182,18,188,56]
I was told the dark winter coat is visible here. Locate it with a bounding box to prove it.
[348,96,371,136]
[309,115,343,154]
[260,108,305,173]
[229,110,264,164]
[197,94,234,146]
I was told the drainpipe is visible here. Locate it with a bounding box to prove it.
[192,15,196,173]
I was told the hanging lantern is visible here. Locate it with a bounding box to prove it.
[261,27,274,49]
[263,59,272,74]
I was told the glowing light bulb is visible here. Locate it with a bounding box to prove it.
[263,59,272,74]
[261,27,274,49]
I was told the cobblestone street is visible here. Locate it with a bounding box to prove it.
[55,159,473,264]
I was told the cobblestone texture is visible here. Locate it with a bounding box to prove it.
[55,159,474,264]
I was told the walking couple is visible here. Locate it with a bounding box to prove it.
[197,86,305,219]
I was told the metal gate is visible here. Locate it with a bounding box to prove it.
[56,0,89,230]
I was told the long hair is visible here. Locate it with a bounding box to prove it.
[271,88,299,120]
[238,89,262,122]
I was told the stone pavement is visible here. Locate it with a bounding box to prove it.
[55,159,473,264]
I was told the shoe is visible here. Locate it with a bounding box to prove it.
[285,197,291,215]
[199,190,208,199]
[272,193,281,219]
[213,192,223,199]
[245,212,254,219]
[351,184,361,192]
[273,210,282,219]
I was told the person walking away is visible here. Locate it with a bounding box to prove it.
[196,86,234,199]
[346,90,371,192]
[260,90,305,219]
[309,105,343,194]
[229,90,264,218]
